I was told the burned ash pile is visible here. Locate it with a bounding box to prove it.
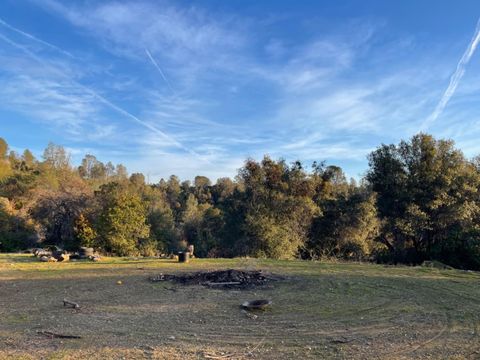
[149,269,276,289]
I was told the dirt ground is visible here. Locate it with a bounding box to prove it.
[0,254,479,360]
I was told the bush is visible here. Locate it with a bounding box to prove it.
[137,238,160,257]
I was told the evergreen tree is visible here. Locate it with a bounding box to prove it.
[95,183,150,256]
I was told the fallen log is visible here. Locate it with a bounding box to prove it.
[329,337,355,344]
[203,352,236,359]
[63,299,80,309]
[205,281,242,286]
[38,331,82,339]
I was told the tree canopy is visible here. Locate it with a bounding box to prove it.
[1,134,479,269]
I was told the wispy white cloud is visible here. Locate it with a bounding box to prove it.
[0,17,75,58]
[5,0,480,180]
[420,18,480,131]
[0,74,97,135]
[0,31,206,161]
[37,0,245,66]
[145,48,175,94]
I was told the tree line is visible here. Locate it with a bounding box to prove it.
[1,133,479,269]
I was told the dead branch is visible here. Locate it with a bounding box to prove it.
[203,352,236,359]
[63,299,80,309]
[37,331,82,339]
[204,281,241,286]
[330,337,355,344]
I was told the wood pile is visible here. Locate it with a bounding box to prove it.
[150,269,275,289]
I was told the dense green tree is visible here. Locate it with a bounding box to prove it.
[95,183,150,256]
[130,173,146,187]
[306,190,380,259]
[0,172,38,203]
[233,157,320,259]
[162,175,182,220]
[193,176,212,204]
[142,184,179,252]
[0,134,479,269]
[180,194,222,256]
[194,176,211,188]
[211,177,236,204]
[73,213,97,248]
[198,207,224,257]
[148,198,178,252]
[367,133,480,267]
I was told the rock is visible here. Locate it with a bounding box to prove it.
[53,252,70,262]
[35,250,52,258]
[39,255,57,262]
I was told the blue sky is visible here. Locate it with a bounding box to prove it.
[1,0,480,182]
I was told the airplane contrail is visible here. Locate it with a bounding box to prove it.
[0,32,207,161]
[0,17,75,59]
[145,48,176,95]
[420,18,480,131]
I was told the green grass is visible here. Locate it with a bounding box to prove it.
[0,253,479,359]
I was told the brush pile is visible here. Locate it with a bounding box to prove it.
[150,269,275,289]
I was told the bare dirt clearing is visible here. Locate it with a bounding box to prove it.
[1,254,480,359]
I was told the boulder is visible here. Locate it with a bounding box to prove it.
[40,256,57,262]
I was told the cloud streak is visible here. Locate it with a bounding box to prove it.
[0,17,75,58]
[145,48,175,94]
[6,1,480,181]
[420,18,480,131]
[0,31,207,162]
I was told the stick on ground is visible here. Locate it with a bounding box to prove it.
[63,299,80,309]
[38,331,82,339]
[205,281,242,286]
